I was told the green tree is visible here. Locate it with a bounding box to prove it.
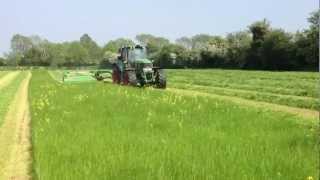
[261,29,294,70]
[46,43,67,66]
[80,34,102,64]
[102,38,134,53]
[11,34,33,54]
[249,19,270,41]
[136,34,170,55]
[191,34,214,50]
[136,34,155,46]
[65,42,89,66]
[246,19,271,69]
[0,57,6,66]
[103,51,118,63]
[176,37,192,50]
[226,31,252,68]
[99,51,118,68]
[4,52,22,66]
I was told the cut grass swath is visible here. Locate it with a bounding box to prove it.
[167,69,318,98]
[0,72,26,126]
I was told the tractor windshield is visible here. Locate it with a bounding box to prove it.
[129,48,147,61]
[135,49,147,59]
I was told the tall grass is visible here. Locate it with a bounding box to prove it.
[30,71,319,180]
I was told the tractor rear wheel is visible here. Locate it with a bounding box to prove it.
[112,66,121,84]
[155,69,166,89]
[123,71,130,85]
[127,70,137,86]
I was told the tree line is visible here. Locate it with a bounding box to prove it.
[0,10,318,71]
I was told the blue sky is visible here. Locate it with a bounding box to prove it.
[0,0,318,56]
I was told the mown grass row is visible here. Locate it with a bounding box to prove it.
[0,72,26,126]
[48,70,64,83]
[30,70,318,180]
[0,71,9,79]
[167,69,318,98]
[167,69,319,109]
[171,83,320,110]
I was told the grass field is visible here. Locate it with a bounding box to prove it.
[0,71,9,78]
[29,70,319,180]
[167,69,319,110]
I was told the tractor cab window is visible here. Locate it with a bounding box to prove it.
[129,48,147,61]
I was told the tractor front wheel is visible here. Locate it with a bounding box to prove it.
[155,69,166,89]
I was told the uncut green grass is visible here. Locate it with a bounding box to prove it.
[30,71,319,180]
[0,72,26,126]
[167,69,319,109]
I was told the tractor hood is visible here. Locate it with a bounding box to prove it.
[135,58,152,64]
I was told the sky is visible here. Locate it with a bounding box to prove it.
[0,0,318,56]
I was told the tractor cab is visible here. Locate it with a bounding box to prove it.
[128,46,148,63]
[111,45,166,88]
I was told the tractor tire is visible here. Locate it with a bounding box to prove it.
[112,66,121,84]
[95,72,103,81]
[136,72,145,87]
[127,70,138,86]
[155,69,166,89]
[123,71,130,85]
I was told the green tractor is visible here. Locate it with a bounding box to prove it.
[111,45,166,88]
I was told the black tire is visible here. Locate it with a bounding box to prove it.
[95,72,103,81]
[136,72,145,87]
[112,65,121,84]
[155,69,166,89]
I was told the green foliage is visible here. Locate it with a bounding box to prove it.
[64,42,89,66]
[10,34,33,54]
[99,51,118,68]
[175,37,192,49]
[249,19,270,41]
[136,34,170,55]
[260,29,294,70]
[80,34,103,64]
[191,34,215,49]
[0,58,6,66]
[30,71,319,179]
[103,38,135,53]
[225,31,252,67]
[294,10,319,68]
[6,34,104,67]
